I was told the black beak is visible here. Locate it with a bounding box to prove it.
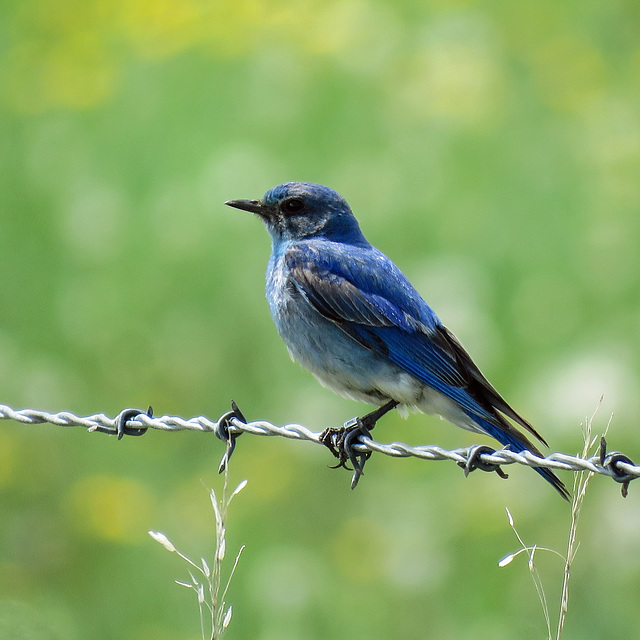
[225,199,266,215]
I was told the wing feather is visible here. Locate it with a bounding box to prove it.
[285,243,546,445]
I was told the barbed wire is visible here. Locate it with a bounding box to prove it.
[1,401,638,496]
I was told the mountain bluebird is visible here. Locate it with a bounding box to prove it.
[226,182,568,499]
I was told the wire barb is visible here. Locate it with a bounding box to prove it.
[599,436,636,497]
[1,402,638,495]
[458,444,510,480]
[115,406,153,439]
[215,400,246,473]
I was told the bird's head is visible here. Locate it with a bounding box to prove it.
[225,182,367,245]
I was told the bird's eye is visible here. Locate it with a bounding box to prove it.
[282,197,305,215]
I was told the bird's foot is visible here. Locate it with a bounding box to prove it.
[458,444,509,480]
[215,400,247,473]
[320,400,399,489]
[320,417,372,488]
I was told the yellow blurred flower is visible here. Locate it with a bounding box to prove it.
[65,474,156,543]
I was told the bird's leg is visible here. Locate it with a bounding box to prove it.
[357,399,400,431]
[320,399,399,488]
[320,399,399,460]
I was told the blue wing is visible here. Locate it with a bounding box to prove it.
[285,241,570,499]
[285,241,543,440]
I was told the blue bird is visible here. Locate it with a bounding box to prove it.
[226,182,569,499]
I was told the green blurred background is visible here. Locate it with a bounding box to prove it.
[1,0,640,638]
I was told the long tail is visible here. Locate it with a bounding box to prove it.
[470,414,570,501]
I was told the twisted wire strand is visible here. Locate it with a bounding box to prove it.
[1,403,637,492]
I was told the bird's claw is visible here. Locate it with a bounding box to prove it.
[320,417,373,489]
[115,406,153,440]
[458,444,509,480]
[215,400,247,473]
[320,400,398,489]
